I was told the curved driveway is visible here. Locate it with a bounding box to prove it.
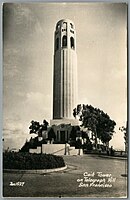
[3,154,127,198]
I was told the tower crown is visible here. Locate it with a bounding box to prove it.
[54,19,76,51]
[56,19,75,30]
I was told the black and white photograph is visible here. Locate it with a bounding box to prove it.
[3,2,128,198]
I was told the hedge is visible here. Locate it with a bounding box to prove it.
[3,152,65,170]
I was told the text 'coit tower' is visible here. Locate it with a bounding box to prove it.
[53,19,77,120]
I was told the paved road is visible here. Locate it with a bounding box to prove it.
[3,155,127,198]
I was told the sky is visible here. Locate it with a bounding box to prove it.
[3,3,127,150]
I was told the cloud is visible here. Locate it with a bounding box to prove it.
[23,92,52,120]
[77,97,91,106]
[3,92,53,150]
[3,119,28,150]
[3,119,23,131]
[109,130,125,150]
[3,134,28,151]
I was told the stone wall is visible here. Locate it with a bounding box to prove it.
[42,144,66,155]
[29,146,41,154]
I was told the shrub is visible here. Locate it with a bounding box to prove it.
[3,152,65,170]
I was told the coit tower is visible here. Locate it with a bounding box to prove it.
[53,19,77,120]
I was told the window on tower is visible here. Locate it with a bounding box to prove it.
[70,30,74,34]
[62,35,67,48]
[56,24,60,29]
[56,38,59,50]
[70,23,73,29]
[63,22,67,29]
[62,29,67,32]
[70,37,75,49]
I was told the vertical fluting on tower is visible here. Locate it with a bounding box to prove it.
[53,19,77,119]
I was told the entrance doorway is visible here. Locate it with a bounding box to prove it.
[60,131,65,142]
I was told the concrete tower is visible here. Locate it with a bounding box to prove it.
[53,19,77,121]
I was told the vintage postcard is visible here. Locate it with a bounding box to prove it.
[2,2,128,198]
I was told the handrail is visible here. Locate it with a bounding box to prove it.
[52,147,66,155]
[52,146,76,155]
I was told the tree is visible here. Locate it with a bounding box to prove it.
[28,119,49,153]
[20,140,30,152]
[29,119,49,136]
[80,130,93,151]
[81,130,89,140]
[29,120,40,134]
[70,126,80,140]
[119,124,128,152]
[48,128,56,141]
[73,104,116,147]
[43,120,49,130]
